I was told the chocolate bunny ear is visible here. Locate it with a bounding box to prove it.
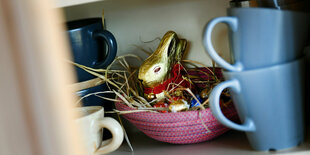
[175,39,187,62]
[153,31,187,63]
[153,31,178,59]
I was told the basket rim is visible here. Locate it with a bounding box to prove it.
[121,111,237,127]
[141,125,228,138]
[143,127,230,144]
[115,100,236,123]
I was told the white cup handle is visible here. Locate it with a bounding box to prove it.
[203,17,243,72]
[209,79,255,132]
[94,117,124,155]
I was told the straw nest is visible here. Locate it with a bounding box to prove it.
[70,54,231,114]
[69,53,239,146]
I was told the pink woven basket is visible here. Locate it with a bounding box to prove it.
[115,68,239,144]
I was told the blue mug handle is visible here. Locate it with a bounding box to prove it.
[203,17,243,72]
[92,30,117,68]
[209,79,256,132]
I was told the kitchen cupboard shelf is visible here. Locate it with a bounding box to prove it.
[55,0,103,7]
[2,0,309,154]
[111,126,310,155]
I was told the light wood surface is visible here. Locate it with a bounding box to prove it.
[0,0,86,154]
[55,0,103,7]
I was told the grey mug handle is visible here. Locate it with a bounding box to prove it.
[209,79,256,132]
[203,17,243,72]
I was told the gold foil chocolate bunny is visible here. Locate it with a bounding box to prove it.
[138,31,193,108]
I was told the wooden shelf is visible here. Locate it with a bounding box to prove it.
[110,120,310,155]
[55,0,103,7]
[111,130,310,155]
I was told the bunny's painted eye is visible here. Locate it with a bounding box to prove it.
[153,66,161,73]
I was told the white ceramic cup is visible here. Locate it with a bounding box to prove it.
[75,106,124,155]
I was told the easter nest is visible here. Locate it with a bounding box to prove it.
[71,54,239,144]
[114,67,238,144]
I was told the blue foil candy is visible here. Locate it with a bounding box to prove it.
[190,95,203,108]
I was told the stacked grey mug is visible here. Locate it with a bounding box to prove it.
[203,7,310,151]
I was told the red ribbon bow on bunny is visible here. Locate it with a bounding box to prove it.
[143,64,193,95]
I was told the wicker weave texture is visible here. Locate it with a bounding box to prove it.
[115,101,238,144]
[115,68,239,144]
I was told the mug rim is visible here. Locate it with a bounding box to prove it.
[66,18,102,30]
[222,57,303,74]
[75,106,103,120]
[227,7,310,14]
[75,83,107,96]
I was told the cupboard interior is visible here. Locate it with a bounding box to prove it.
[62,0,310,154]
[63,0,231,67]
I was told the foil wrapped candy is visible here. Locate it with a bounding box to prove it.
[138,31,195,112]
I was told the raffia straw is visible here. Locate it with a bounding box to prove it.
[199,110,211,133]
[85,70,120,89]
[99,54,144,108]
[105,106,168,114]
[111,71,126,79]
[71,63,121,90]
[117,72,129,91]
[123,72,130,96]
[110,72,125,85]
[106,109,160,114]
[123,70,139,96]
[148,98,160,105]
[164,91,173,101]
[103,54,143,96]
[133,45,152,56]
[70,54,142,74]
[182,59,219,83]
[111,70,139,95]
[94,94,122,102]
[116,113,134,152]
[113,90,134,108]
[201,98,209,107]
[139,36,161,44]
[134,99,147,108]
[127,97,143,108]
[69,77,104,92]
[137,96,151,107]
[117,89,144,108]
[122,57,130,70]
[127,69,138,93]
[118,59,129,71]
[163,72,205,110]
[166,78,186,93]
[75,91,120,105]
[104,54,143,77]
[129,88,151,107]
[69,61,126,74]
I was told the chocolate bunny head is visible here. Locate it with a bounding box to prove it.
[138,31,187,88]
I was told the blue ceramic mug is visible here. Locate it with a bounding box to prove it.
[67,18,117,107]
[67,18,117,82]
[209,58,305,151]
[203,8,310,72]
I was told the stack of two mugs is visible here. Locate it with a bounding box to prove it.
[203,8,310,151]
